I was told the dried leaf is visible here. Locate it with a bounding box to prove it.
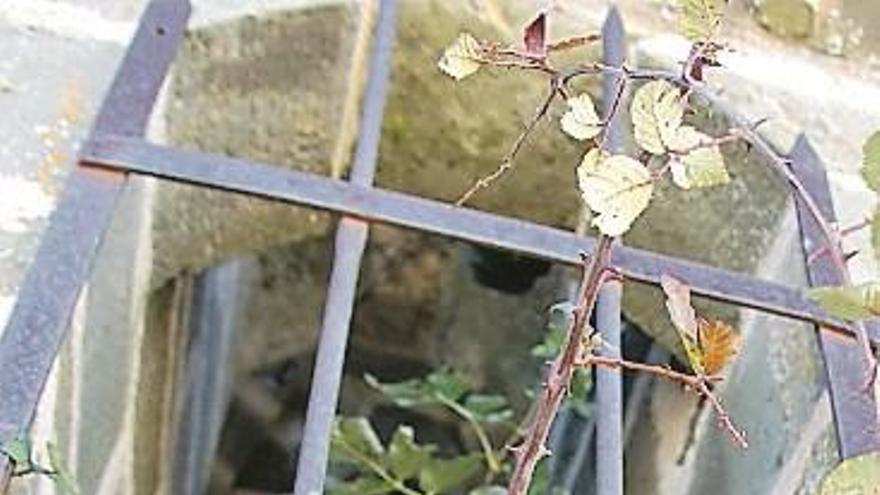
[808,283,880,321]
[861,131,880,192]
[560,93,602,141]
[660,274,704,373]
[523,12,546,57]
[698,318,738,375]
[438,33,484,81]
[577,150,653,236]
[631,81,685,155]
[680,0,724,42]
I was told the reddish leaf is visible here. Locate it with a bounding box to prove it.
[697,318,738,375]
[523,12,546,58]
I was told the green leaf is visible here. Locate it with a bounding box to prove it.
[470,486,507,495]
[808,283,880,321]
[365,373,438,408]
[577,150,654,236]
[631,81,685,155]
[331,417,385,466]
[425,370,470,402]
[560,93,602,141]
[532,302,574,358]
[679,0,724,42]
[47,443,79,495]
[438,33,484,81]
[386,426,434,480]
[327,476,395,495]
[1,435,31,466]
[819,452,880,495]
[419,453,482,494]
[462,394,513,423]
[861,131,880,192]
[567,368,593,414]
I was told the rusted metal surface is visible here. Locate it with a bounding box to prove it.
[293,1,397,493]
[791,135,880,459]
[81,134,880,346]
[0,0,190,487]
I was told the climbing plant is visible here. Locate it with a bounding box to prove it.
[333,0,880,493]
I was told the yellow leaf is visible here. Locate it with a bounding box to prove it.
[698,318,738,375]
[680,0,724,42]
[438,33,484,81]
[631,81,685,155]
[668,127,730,189]
[577,150,653,236]
[560,93,602,141]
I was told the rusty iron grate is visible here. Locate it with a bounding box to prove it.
[0,0,878,493]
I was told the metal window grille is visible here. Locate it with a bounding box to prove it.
[0,0,878,493]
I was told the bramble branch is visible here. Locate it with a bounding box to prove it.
[578,354,748,449]
[456,81,561,206]
[507,237,614,495]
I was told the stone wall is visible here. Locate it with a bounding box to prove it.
[1,0,878,494]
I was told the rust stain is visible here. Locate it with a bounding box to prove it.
[35,77,86,193]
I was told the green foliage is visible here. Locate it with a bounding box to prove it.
[679,0,724,41]
[533,302,593,415]
[818,452,880,494]
[808,283,880,321]
[860,131,880,192]
[330,418,481,495]
[1,435,31,466]
[365,370,512,425]
[1,435,78,494]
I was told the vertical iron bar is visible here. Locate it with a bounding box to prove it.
[293,1,396,493]
[790,135,880,459]
[595,8,625,495]
[0,0,190,489]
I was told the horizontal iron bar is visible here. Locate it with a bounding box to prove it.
[81,135,879,345]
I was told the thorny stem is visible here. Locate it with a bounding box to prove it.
[507,236,614,495]
[580,355,748,449]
